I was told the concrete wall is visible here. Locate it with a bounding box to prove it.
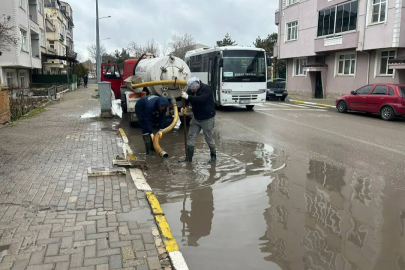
[279,0,318,59]
[286,59,313,94]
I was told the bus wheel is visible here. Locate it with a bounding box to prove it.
[246,105,255,110]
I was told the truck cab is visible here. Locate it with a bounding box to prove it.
[101,63,122,99]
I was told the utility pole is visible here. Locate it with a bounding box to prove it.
[96,0,100,83]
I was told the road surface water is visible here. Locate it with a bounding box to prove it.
[122,105,405,270]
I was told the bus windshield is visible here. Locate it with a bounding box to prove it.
[222,50,266,82]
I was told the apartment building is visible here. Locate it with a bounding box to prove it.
[274,0,405,99]
[0,0,46,88]
[43,0,73,74]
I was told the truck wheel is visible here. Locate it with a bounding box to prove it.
[129,113,137,127]
[246,105,255,110]
[120,88,127,113]
[280,97,286,101]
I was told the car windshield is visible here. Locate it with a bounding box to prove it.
[399,86,405,97]
[222,50,266,82]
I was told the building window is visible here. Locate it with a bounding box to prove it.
[294,58,307,76]
[378,50,395,75]
[49,40,54,49]
[287,0,299,6]
[317,0,358,37]
[371,0,387,23]
[20,29,27,51]
[40,30,45,47]
[337,53,356,75]
[20,73,25,88]
[286,21,298,41]
[6,72,14,87]
[19,0,26,9]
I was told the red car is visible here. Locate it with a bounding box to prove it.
[336,84,405,121]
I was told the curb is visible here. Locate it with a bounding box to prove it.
[118,128,189,270]
[290,99,336,108]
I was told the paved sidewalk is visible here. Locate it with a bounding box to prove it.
[288,94,336,106]
[0,85,170,269]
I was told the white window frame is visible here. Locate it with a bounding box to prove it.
[370,0,388,24]
[49,40,54,49]
[375,49,396,77]
[20,72,25,88]
[19,0,26,10]
[20,29,27,52]
[40,30,45,47]
[293,58,307,77]
[286,0,300,7]
[6,72,14,87]
[286,20,299,42]
[335,52,357,76]
[38,0,43,14]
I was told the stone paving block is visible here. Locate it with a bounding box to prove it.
[43,255,70,264]
[61,236,73,249]
[96,238,108,250]
[11,259,29,270]
[122,246,135,260]
[86,233,107,240]
[85,245,96,258]
[147,256,161,270]
[70,252,84,268]
[83,257,108,266]
[26,264,55,270]
[55,261,70,270]
[109,254,122,269]
[110,240,132,248]
[29,249,46,265]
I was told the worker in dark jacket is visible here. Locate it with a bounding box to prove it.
[181,77,216,162]
[135,95,170,155]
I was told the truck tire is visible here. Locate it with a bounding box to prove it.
[129,113,137,127]
[246,105,255,110]
[120,88,127,113]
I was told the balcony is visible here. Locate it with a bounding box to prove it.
[275,9,279,25]
[314,31,359,53]
[47,47,56,54]
[45,15,55,32]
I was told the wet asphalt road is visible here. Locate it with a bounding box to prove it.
[121,101,405,270]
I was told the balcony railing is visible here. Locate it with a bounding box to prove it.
[59,33,64,41]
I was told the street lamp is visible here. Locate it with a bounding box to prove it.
[95,0,111,83]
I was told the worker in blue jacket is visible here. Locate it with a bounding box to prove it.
[135,95,170,154]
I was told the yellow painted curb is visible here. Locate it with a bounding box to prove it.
[119,128,127,138]
[156,215,179,253]
[291,100,305,104]
[316,103,332,108]
[128,153,136,161]
[146,192,164,215]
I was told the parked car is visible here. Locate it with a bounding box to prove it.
[336,84,405,121]
[266,80,288,101]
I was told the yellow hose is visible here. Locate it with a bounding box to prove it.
[131,80,187,89]
[153,99,179,158]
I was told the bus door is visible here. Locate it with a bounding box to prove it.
[210,56,220,105]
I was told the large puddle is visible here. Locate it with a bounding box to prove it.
[123,122,405,270]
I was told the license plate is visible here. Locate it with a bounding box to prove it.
[240,100,250,104]
[276,94,282,97]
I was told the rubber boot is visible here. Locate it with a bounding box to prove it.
[209,148,217,163]
[142,135,152,155]
[178,146,194,163]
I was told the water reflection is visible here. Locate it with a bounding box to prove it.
[261,157,405,270]
[180,186,214,247]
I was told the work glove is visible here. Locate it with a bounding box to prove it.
[158,130,163,139]
[181,91,189,99]
[181,107,187,115]
[150,133,155,141]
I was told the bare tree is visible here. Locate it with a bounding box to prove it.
[87,44,107,63]
[160,40,170,57]
[169,33,196,60]
[0,15,18,56]
[127,39,159,58]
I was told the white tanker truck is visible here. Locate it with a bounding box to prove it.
[120,54,191,126]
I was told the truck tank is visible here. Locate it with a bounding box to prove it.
[134,55,190,98]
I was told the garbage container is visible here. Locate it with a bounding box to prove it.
[98,82,112,118]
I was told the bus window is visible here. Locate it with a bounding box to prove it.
[222,50,266,82]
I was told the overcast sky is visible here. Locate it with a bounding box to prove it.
[70,0,278,61]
